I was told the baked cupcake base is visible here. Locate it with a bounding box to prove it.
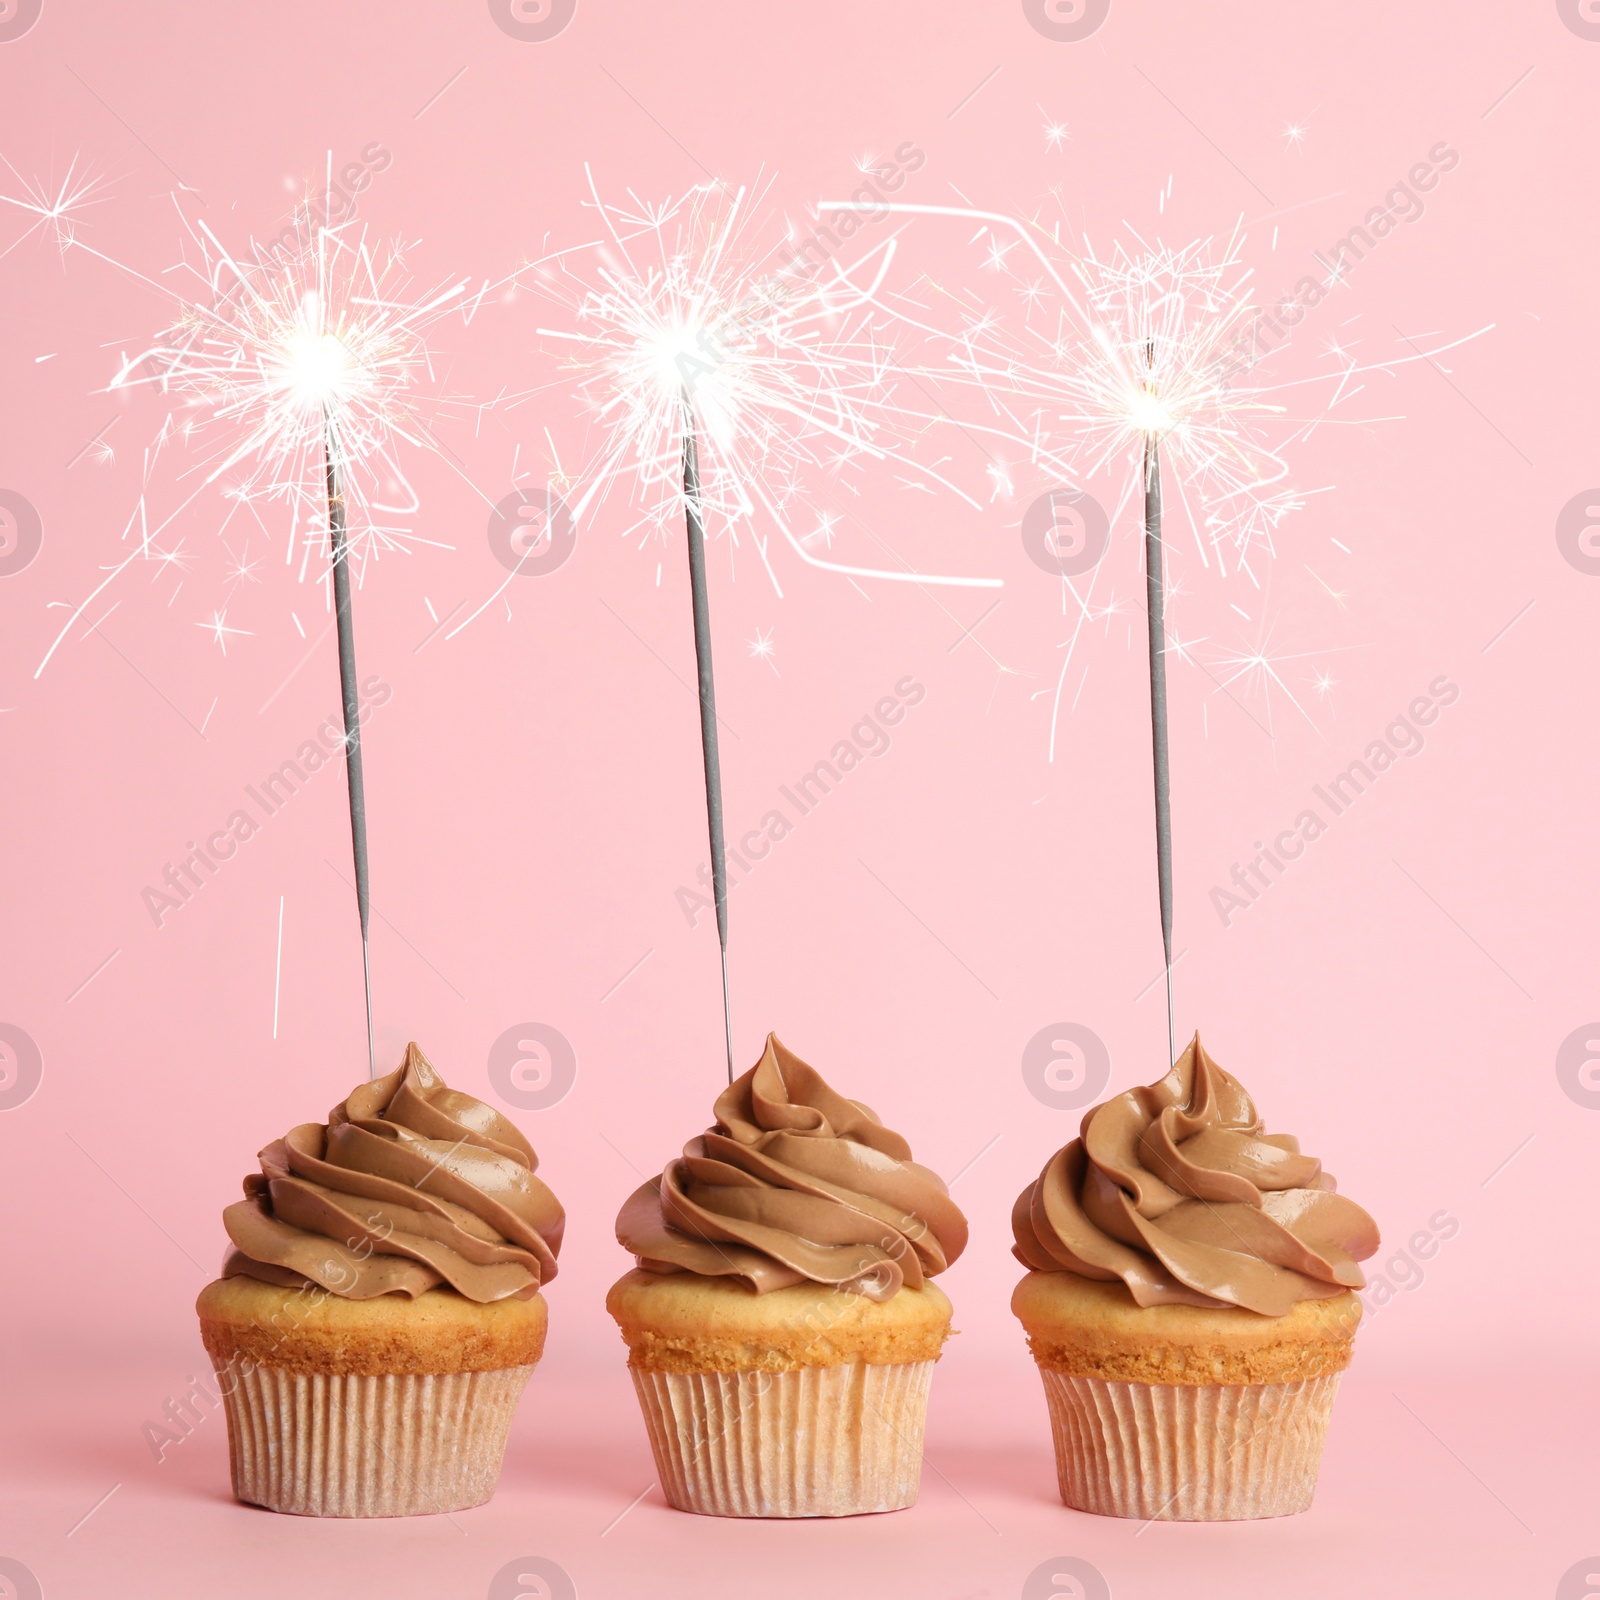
[1013,1272,1359,1522]
[608,1269,953,1518]
[1041,1370,1341,1520]
[197,1277,547,1518]
[214,1362,535,1518]
[634,1361,934,1517]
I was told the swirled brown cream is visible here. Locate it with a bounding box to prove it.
[616,1033,967,1302]
[222,1043,563,1302]
[1013,1034,1378,1317]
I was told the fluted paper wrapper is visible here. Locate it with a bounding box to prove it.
[632,1361,934,1518]
[1038,1368,1341,1521]
[210,1360,534,1517]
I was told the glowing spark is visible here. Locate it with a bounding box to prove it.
[517,167,997,607]
[823,198,1480,575]
[107,201,469,585]
[37,185,476,679]
[1041,113,1072,152]
[150,542,191,577]
[195,608,253,655]
[983,235,1017,273]
[1322,253,1353,289]
[1313,668,1338,697]
[222,540,263,590]
[1212,625,1331,732]
[0,153,106,261]
[806,511,839,549]
[815,196,1488,756]
[934,228,1304,579]
[1283,121,1308,151]
[747,627,779,673]
[1167,629,1206,665]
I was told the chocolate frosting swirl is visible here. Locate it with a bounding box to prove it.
[616,1034,967,1302]
[222,1043,564,1302]
[1012,1034,1378,1317]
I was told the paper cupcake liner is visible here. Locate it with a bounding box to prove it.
[631,1360,934,1517]
[1037,1367,1341,1521]
[210,1359,534,1517]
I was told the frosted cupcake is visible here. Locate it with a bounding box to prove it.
[608,1033,968,1518]
[196,1042,563,1517]
[1012,1033,1378,1521]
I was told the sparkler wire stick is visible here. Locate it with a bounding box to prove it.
[324,415,376,1080]
[680,395,735,1086]
[1143,433,1175,1071]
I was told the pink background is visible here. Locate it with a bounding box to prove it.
[2,1,1597,1596]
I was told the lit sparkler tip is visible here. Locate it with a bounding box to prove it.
[526,171,1001,595]
[108,205,465,584]
[34,193,477,681]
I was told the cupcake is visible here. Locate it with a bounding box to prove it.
[196,1042,564,1517]
[1011,1033,1378,1521]
[608,1033,968,1518]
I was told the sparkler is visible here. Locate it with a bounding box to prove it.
[104,210,467,585]
[323,418,375,1078]
[821,196,1488,1067]
[532,172,1001,1083]
[36,191,473,682]
[681,406,733,1083]
[1142,428,1175,1071]
[85,196,474,1077]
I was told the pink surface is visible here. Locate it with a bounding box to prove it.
[2,1,1597,1595]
